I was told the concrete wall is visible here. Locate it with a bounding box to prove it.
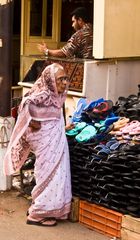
[94,0,140,58]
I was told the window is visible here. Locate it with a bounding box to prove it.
[46,0,52,36]
[30,0,43,36]
[29,0,53,37]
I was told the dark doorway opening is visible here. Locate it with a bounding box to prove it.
[12,0,21,86]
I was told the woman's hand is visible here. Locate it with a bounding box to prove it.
[29,120,41,132]
[65,123,75,131]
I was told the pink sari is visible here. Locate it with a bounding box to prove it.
[4,63,72,219]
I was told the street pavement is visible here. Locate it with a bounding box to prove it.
[0,190,111,240]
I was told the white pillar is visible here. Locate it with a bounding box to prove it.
[0,116,15,190]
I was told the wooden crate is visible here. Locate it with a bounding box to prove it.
[79,200,122,238]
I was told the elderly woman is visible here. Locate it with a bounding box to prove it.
[4,63,72,226]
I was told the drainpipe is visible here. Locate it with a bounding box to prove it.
[0,0,14,190]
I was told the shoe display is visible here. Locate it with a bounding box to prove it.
[67,93,140,218]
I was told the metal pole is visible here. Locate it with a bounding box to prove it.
[0,0,14,117]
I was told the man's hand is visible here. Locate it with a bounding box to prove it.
[37,42,47,54]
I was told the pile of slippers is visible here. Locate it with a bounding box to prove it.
[66,122,97,143]
[68,85,140,217]
[113,92,140,121]
[66,98,119,143]
[69,139,140,217]
[110,118,140,142]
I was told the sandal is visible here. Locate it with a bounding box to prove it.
[26,217,57,227]
[132,135,140,143]
[113,117,130,130]
[91,100,113,119]
[104,116,119,126]
[129,127,140,135]
[86,100,113,120]
[115,96,127,106]
[121,120,140,134]
[75,125,97,143]
[66,122,87,136]
[84,98,104,111]
[71,98,87,122]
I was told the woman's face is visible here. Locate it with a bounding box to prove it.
[55,69,69,94]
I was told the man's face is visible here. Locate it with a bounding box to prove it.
[72,16,81,31]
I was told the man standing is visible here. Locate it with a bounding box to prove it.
[38,7,93,59]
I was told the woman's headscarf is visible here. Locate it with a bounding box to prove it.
[19,63,68,120]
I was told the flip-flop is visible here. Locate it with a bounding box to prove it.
[66,122,87,136]
[113,117,130,130]
[115,96,127,106]
[121,120,140,134]
[75,125,97,143]
[109,141,126,150]
[87,100,113,120]
[26,217,57,227]
[106,139,118,148]
[92,100,113,114]
[94,120,105,128]
[84,98,104,111]
[104,116,119,126]
[129,127,140,135]
[132,135,140,143]
[71,98,87,122]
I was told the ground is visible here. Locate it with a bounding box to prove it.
[0,189,111,240]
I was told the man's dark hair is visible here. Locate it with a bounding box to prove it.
[71,7,89,23]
